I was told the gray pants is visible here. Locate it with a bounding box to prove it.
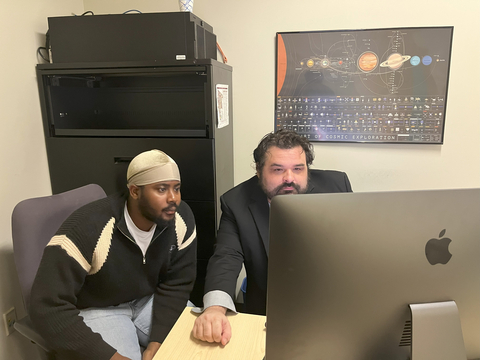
[79,295,153,360]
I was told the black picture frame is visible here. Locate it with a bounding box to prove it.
[275,26,453,144]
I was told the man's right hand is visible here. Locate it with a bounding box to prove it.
[192,306,232,345]
[110,352,131,360]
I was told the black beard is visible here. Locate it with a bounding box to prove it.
[154,216,175,228]
[138,196,176,228]
[259,177,309,201]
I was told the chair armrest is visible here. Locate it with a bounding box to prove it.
[14,316,51,352]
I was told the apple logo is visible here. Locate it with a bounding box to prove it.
[425,229,452,265]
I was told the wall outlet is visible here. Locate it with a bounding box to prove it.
[3,307,17,336]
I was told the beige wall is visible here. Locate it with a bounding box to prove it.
[85,0,480,191]
[1,0,478,358]
[0,1,84,359]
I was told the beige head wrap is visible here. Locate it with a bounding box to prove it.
[127,149,180,187]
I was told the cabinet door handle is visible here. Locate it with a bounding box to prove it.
[114,157,133,164]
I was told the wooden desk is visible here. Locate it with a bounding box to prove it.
[153,307,266,360]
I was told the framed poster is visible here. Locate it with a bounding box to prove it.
[276,27,453,144]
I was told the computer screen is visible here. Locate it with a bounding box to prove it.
[266,188,480,360]
[275,26,454,144]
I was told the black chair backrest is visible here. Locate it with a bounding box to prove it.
[11,184,106,310]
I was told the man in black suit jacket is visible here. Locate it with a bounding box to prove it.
[193,130,352,345]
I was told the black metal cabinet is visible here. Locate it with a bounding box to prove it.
[36,59,233,305]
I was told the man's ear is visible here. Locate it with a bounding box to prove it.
[129,185,140,199]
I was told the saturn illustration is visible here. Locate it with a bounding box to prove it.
[380,53,411,70]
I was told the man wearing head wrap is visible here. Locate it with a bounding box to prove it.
[30,150,197,360]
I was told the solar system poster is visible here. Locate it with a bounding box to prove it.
[276,27,453,144]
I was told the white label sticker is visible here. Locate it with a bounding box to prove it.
[216,84,229,129]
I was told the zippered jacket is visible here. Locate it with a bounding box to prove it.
[30,192,197,360]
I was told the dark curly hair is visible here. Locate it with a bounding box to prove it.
[253,129,315,173]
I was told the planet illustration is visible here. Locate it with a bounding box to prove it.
[358,52,378,72]
[300,57,333,70]
[422,55,432,65]
[380,53,411,70]
[410,56,420,66]
[320,58,330,68]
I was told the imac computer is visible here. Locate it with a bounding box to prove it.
[266,188,480,360]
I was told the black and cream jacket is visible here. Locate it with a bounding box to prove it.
[30,192,197,360]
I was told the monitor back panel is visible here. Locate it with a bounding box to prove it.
[266,188,480,360]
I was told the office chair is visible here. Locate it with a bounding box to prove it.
[11,184,107,360]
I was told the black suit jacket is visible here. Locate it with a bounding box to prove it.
[204,169,352,315]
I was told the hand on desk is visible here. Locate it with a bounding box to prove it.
[192,306,232,345]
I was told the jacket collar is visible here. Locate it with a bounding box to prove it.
[108,191,132,239]
[248,178,270,253]
[307,171,315,193]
